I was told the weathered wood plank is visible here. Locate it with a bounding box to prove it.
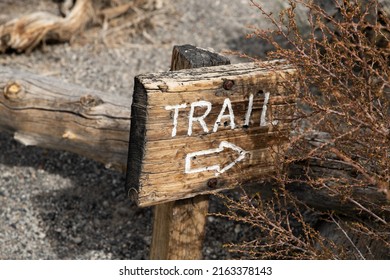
[150,194,210,260]
[0,67,130,172]
[140,62,294,92]
[127,61,296,207]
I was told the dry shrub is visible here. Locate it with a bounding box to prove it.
[215,189,341,259]
[217,0,389,259]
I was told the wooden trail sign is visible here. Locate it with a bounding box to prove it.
[127,62,296,207]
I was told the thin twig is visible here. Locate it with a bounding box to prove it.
[321,183,387,225]
[330,215,366,260]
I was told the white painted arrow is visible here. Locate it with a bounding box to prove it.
[185,141,248,176]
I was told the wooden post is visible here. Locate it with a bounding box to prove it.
[150,45,230,259]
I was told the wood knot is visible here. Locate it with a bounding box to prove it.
[4,81,24,99]
[207,178,218,189]
[223,79,234,90]
[80,94,103,108]
[158,84,168,92]
[62,130,77,140]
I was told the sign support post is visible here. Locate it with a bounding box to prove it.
[150,45,231,259]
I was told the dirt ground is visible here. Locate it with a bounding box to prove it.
[0,0,289,259]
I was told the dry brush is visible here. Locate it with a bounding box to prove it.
[217,0,389,259]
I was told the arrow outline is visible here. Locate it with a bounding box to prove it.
[185,141,248,176]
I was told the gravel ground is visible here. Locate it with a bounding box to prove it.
[0,0,289,259]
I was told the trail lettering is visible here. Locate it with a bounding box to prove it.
[165,92,278,138]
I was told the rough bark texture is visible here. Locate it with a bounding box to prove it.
[286,131,389,219]
[0,66,130,172]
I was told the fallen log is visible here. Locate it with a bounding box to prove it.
[285,131,389,221]
[0,66,130,172]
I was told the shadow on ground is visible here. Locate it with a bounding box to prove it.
[0,132,152,259]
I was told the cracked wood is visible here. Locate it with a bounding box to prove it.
[0,67,130,172]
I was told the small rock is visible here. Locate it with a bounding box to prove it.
[73,236,82,244]
[234,224,241,234]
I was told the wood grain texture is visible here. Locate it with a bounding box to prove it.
[170,44,230,70]
[150,194,210,260]
[127,61,296,206]
[0,66,130,172]
[149,45,230,260]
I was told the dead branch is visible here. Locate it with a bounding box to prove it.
[0,0,164,52]
[98,2,135,21]
[0,0,95,53]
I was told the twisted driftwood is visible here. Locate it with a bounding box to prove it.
[0,0,95,53]
[0,0,153,53]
